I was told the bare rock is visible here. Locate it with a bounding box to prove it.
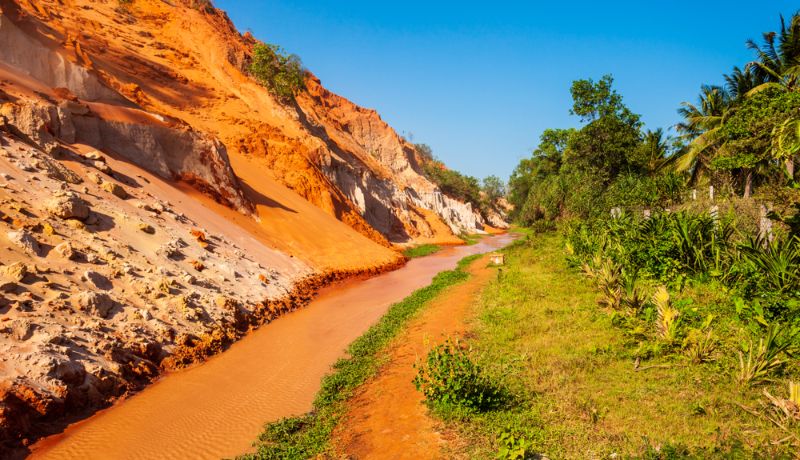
[84,151,106,162]
[92,161,113,174]
[54,241,79,260]
[50,359,86,385]
[44,192,90,220]
[7,229,41,256]
[11,319,34,341]
[87,171,103,185]
[0,262,29,282]
[101,181,129,199]
[83,270,112,290]
[138,223,155,234]
[73,291,114,318]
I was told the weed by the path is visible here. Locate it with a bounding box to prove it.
[413,337,507,413]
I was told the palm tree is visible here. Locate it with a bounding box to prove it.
[747,12,800,178]
[675,85,732,183]
[724,65,765,100]
[640,128,673,175]
[746,13,800,94]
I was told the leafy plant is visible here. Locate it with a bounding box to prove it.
[737,324,796,386]
[653,286,681,343]
[496,430,536,460]
[413,338,505,412]
[248,42,306,100]
[621,275,649,316]
[683,324,718,364]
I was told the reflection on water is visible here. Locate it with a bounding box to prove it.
[30,234,514,460]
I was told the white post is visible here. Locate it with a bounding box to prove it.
[710,205,719,228]
[709,185,714,202]
[758,204,773,244]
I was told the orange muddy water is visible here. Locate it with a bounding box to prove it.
[29,234,514,460]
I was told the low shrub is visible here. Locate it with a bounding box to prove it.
[248,42,306,100]
[413,338,506,413]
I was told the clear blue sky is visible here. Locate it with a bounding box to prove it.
[216,1,798,181]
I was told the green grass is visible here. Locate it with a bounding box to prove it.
[460,233,483,245]
[241,254,482,459]
[403,244,442,259]
[436,233,797,459]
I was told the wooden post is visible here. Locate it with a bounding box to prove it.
[692,189,697,201]
[709,185,714,202]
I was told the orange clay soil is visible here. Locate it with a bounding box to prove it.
[332,254,497,459]
[180,152,403,271]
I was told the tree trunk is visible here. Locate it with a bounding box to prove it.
[787,157,795,180]
[744,170,753,199]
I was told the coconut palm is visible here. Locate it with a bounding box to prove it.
[747,12,800,178]
[746,13,800,94]
[639,128,673,175]
[724,65,765,101]
[674,85,732,182]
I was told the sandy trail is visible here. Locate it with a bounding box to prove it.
[333,254,498,459]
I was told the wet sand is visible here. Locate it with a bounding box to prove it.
[29,234,513,460]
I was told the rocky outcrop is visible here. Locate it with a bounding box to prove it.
[0,0,507,453]
[0,131,313,452]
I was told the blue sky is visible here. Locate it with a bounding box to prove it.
[216,1,799,181]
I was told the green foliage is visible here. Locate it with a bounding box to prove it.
[495,430,536,460]
[248,42,306,100]
[423,159,483,209]
[730,235,800,319]
[244,255,481,459]
[413,338,506,413]
[737,324,797,386]
[482,175,507,203]
[565,211,734,285]
[713,89,800,173]
[414,144,503,218]
[402,244,441,259]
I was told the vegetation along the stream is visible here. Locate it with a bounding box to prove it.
[410,12,800,459]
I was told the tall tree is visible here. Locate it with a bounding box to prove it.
[564,75,642,183]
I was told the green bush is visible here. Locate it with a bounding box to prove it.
[248,42,306,100]
[413,338,505,413]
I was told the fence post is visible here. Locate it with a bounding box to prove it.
[758,204,773,244]
[709,185,714,202]
[710,205,719,228]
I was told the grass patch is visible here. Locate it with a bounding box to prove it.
[460,233,483,245]
[434,233,797,459]
[241,254,482,459]
[402,244,442,259]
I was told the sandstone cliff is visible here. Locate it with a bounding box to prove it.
[0,0,504,453]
